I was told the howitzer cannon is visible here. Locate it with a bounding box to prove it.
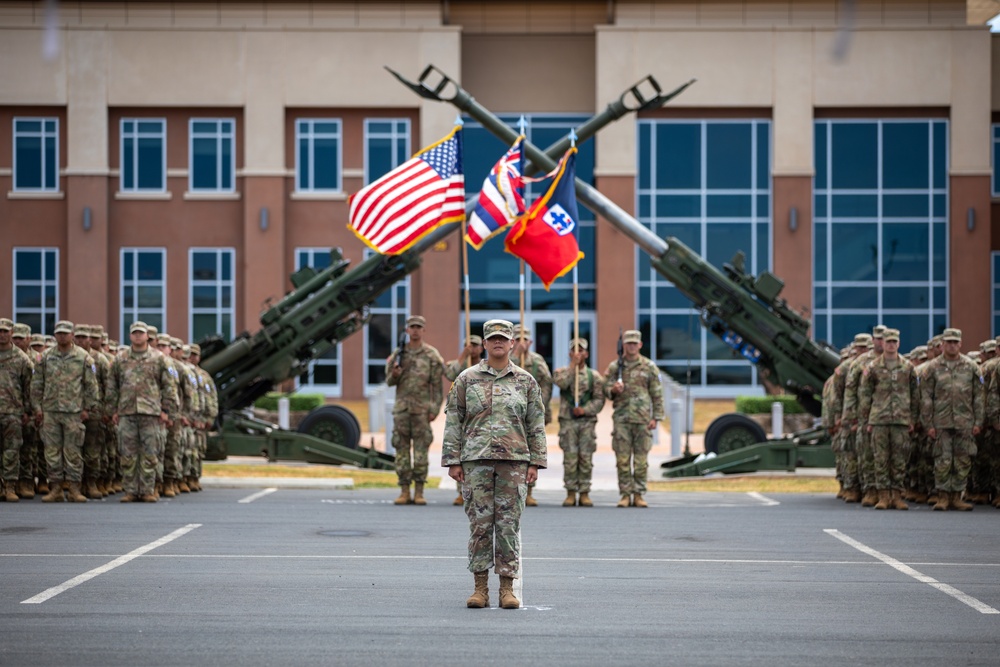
[198,69,689,468]
[391,65,839,477]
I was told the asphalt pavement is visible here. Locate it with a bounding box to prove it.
[2,485,999,667]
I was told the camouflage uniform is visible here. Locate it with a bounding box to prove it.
[76,326,112,497]
[385,318,444,491]
[603,330,664,500]
[0,319,33,498]
[920,329,984,499]
[444,335,484,501]
[983,340,1000,506]
[841,328,884,501]
[191,344,218,485]
[858,332,918,498]
[829,343,861,498]
[106,323,178,499]
[552,342,605,496]
[969,340,998,503]
[31,321,100,487]
[442,320,547,579]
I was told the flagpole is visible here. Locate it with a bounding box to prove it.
[519,260,527,368]
[461,215,471,346]
[573,265,580,408]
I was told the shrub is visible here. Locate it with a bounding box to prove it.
[735,395,805,415]
[254,392,325,412]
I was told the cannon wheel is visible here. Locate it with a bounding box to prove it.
[704,413,768,455]
[297,405,362,450]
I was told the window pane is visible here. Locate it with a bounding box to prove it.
[830,286,877,309]
[707,365,752,385]
[191,252,217,280]
[883,194,929,218]
[15,136,42,189]
[706,124,751,189]
[883,122,929,189]
[706,223,752,270]
[137,286,163,308]
[191,137,218,189]
[830,123,878,189]
[313,137,339,189]
[883,286,931,309]
[656,123,700,189]
[882,223,929,281]
[15,285,41,309]
[138,252,163,280]
[16,251,41,280]
[192,314,217,342]
[830,223,877,281]
[192,285,218,308]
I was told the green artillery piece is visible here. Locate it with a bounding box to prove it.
[390,65,839,477]
[199,68,688,469]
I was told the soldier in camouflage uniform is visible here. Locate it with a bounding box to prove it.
[444,334,484,506]
[74,324,112,499]
[982,336,1000,508]
[175,340,204,493]
[841,325,885,507]
[31,320,100,502]
[553,338,604,507]
[920,328,984,511]
[12,324,42,499]
[604,329,664,508]
[386,315,444,506]
[188,344,218,492]
[833,338,867,502]
[967,340,997,504]
[0,319,33,502]
[859,329,917,510]
[442,319,547,610]
[89,325,119,495]
[822,346,851,499]
[106,322,177,503]
[511,324,552,507]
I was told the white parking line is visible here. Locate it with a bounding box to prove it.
[238,488,278,504]
[824,528,999,615]
[747,491,780,506]
[20,524,202,605]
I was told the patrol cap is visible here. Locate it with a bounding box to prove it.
[969,350,981,361]
[89,325,104,339]
[839,347,851,360]
[0,318,13,331]
[911,345,928,360]
[44,335,55,346]
[171,337,183,350]
[483,319,514,340]
[982,340,997,353]
[942,328,962,342]
[406,315,426,328]
[12,323,30,338]
[129,321,148,334]
[182,344,191,356]
[928,335,943,347]
[853,333,873,347]
[74,324,91,336]
[872,325,887,339]
[54,320,74,334]
[155,333,171,346]
[30,333,45,346]
[570,337,589,351]
[513,324,531,339]
[466,335,482,346]
[146,324,159,337]
[883,328,900,342]
[623,330,642,344]
[189,343,201,355]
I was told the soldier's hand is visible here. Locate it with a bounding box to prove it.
[81,410,89,422]
[907,424,915,433]
[647,419,657,431]
[927,428,937,439]
[112,413,120,426]
[428,412,437,423]
[972,425,981,436]
[850,423,858,432]
[34,411,43,426]
[448,464,464,483]
[571,407,585,417]
[159,412,169,425]
[526,465,538,485]
[181,417,190,427]
[611,380,624,395]
[391,365,403,378]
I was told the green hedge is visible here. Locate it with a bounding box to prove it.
[735,395,805,415]
[254,393,325,412]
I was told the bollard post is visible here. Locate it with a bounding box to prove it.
[278,397,290,430]
[384,386,396,455]
[771,400,783,439]
[670,398,683,458]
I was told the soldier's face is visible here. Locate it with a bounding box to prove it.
[130,331,148,348]
[407,324,423,343]
[54,331,74,348]
[485,335,513,360]
[624,341,641,359]
[873,338,884,353]
[0,329,10,347]
[883,340,899,356]
[13,336,28,351]
[74,335,90,350]
[942,340,961,358]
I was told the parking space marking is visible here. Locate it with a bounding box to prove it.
[747,492,779,506]
[824,528,999,615]
[238,488,278,504]
[20,524,202,605]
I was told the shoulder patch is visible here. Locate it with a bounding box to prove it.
[168,366,179,379]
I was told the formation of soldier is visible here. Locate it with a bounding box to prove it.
[387,318,662,508]
[0,318,218,504]
[824,325,995,511]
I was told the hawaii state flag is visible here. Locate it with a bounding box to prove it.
[348,126,465,255]
[504,148,584,289]
[466,136,526,249]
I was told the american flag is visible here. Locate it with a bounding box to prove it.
[466,136,525,250]
[349,126,465,255]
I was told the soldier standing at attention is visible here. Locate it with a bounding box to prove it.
[859,328,918,510]
[74,325,111,500]
[443,319,547,610]
[920,328,984,511]
[386,315,444,506]
[604,329,664,508]
[31,320,100,503]
[552,338,604,507]
[12,324,40,499]
[842,325,886,507]
[106,322,177,503]
[511,324,552,507]
[444,334,484,506]
[0,319,33,502]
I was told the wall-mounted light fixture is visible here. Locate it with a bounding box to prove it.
[260,207,269,231]
[82,206,92,231]
[967,207,975,232]
[789,206,798,232]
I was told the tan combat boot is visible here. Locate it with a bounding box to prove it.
[96,479,108,497]
[911,490,928,504]
[178,478,191,493]
[843,488,861,503]
[41,483,64,503]
[951,492,973,511]
[394,486,411,505]
[85,479,102,500]
[119,493,137,503]
[616,494,631,508]
[35,478,50,494]
[112,480,123,493]
[498,575,520,609]
[4,484,19,502]
[890,490,909,511]
[932,491,950,511]
[525,488,538,507]
[453,493,463,506]
[140,493,158,503]
[18,479,35,499]
[413,483,427,506]
[578,492,593,507]
[67,482,88,503]
[874,489,890,510]
[992,496,1000,509]
[190,477,202,492]
[466,571,489,608]
[633,494,648,508]
[162,479,176,498]
[927,492,939,506]
[861,489,877,507]
[562,492,576,507]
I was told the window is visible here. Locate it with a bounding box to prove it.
[294,248,342,396]
[13,118,59,192]
[636,119,772,393]
[993,253,1000,339]
[120,248,166,341]
[813,120,948,353]
[365,118,410,185]
[189,248,235,343]
[121,119,166,192]
[295,119,341,192]
[189,119,235,192]
[362,249,410,394]
[993,124,1000,198]
[12,248,58,334]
